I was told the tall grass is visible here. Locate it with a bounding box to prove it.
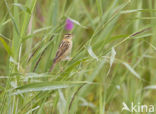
[0,0,156,114]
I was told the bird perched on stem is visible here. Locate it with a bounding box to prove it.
[49,34,73,72]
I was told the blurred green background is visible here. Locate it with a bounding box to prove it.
[0,0,156,114]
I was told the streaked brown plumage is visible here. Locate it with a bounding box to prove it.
[49,34,73,72]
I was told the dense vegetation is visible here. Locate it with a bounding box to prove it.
[0,0,156,113]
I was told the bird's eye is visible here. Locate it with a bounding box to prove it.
[66,36,70,38]
[64,34,72,38]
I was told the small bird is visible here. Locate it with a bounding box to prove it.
[49,34,73,72]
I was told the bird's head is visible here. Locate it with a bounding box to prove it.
[64,33,72,40]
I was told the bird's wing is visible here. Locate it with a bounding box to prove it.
[54,40,70,62]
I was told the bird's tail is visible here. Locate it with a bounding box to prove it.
[49,62,56,72]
